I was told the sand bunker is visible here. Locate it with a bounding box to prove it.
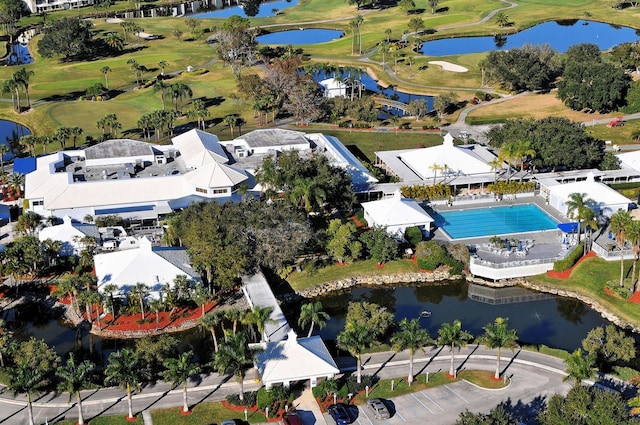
[428,61,468,73]
[106,18,124,23]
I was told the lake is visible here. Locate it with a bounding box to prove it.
[257,29,344,45]
[310,282,607,352]
[0,120,30,161]
[420,20,640,56]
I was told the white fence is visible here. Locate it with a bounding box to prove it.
[469,256,559,280]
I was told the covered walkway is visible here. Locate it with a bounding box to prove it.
[242,271,291,342]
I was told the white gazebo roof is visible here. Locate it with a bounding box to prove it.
[172,128,229,167]
[362,191,434,227]
[255,330,339,385]
[398,133,493,179]
[184,162,247,188]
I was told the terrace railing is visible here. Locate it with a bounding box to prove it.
[469,255,561,280]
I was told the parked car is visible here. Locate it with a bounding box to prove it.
[327,403,351,425]
[367,398,391,419]
[221,420,237,425]
[283,411,304,425]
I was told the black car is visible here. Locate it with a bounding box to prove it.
[283,411,304,425]
[328,403,350,425]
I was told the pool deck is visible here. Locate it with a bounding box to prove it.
[429,195,580,264]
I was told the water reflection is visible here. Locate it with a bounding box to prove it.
[313,282,607,352]
[193,0,298,18]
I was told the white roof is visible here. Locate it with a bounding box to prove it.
[255,330,339,384]
[547,173,631,209]
[38,216,99,243]
[172,129,229,167]
[319,78,346,91]
[398,133,493,179]
[362,191,434,227]
[617,150,640,171]
[94,237,199,292]
[184,162,247,188]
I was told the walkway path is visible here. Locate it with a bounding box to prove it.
[0,345,623,425]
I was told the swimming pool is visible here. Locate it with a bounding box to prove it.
[432,204,559,239]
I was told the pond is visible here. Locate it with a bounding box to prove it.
[420,20,640,56]
[0,120,30,161]
[257,29,344,45]
[311,70,434,114]
[308,282,608,352]
[192,0,298,18]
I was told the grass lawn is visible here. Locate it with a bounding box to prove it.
[527,256,640,326]
[287,258,421,291]
[58,415,144,425]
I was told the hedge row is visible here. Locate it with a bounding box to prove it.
[552,242,584,272]
[486,181,536,195]
[400,184,452,201]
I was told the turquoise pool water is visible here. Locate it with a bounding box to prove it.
[432,204,558,239]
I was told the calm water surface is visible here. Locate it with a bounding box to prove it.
[0,120,30,161]
[257,29,344,45]
[420,20,640,56]
[314,282,607,352]
[193,0,298,18]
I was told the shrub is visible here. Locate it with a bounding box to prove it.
[400,184,452,201]
[552,243,584,272]
[487,181,536,195]
[447,243,470,266]
[226,390,258,406]
[354,209,368,226]
[346,374,377,394]
[416,241,447,270]
[404,226,423,246]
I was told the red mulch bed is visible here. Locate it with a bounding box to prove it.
[628,291,640,305]
[350,215,368,230]
[545,251,596,280]
[98,301,217,333]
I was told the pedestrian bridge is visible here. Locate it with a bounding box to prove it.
[373,96,410,115]
[242,272,291,342]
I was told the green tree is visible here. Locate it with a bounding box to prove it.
[298,301,330,337]
[582,324,636,369]
[0,318,12,367]
[326,219,359,264]
[398,0,415,14]
[56,354,95,425]
[158,60,168,76]
[408,17,424,36]
[438,320,474,378]
[391,318,431,384]
[104,31,124,51]
[565,192,595,245]
[495,12,508,27]
[429,0,438,14]
[37,18,94,61]
[433,92,458,120]
[8,361,44,425]
[484,45,560,92]
[104,348,149,420]
[212,331,256,401]
[610,209,632,287]
[99,66,110,89]
[563,348,596,386]
[243,305,275,342]
[360,226,399,265]
[337,322,374,384]
[161,351,202,414]
[200,311,225,352]
[13,67,34,110]
[187,99,210,130]
[478,317,518,380]
[345,301,394,337]
[170,81,193,114]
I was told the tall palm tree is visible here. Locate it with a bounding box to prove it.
[498,141,516,181]
[429,163,443,185]
[2,79,18,112]
[242,305,275,342]
[565,192,595,245]
[298,301,330,337]
[14,67,34,110]
[102,283,119,317]
[54,126,71,150]
[70,126,83,148]
[200,311,225,352]
[161,351,201,414]
[224,307,243,335]
[131,282,150,320]
[563,348,595,386]
[104,348,149,420]
[391,318,432,384]
[56,354,95,425]
[511,140,536,179]
[488,157,502,183]
[478,317,518,380]
[0,318,12,367]
[158,60,168,76]
[337,322,373,384]
[629,220,640,291]
[127,59,142,86]
[153,79,169,110]
[223,114,239,138]
[187,99,209,130]
[8,361,44,425]
[212,331,256,401]
[610,209,632,287]
[437,320,474,378]
[170,82,193,114]
[104,32,124,51]
[100,66,112,89]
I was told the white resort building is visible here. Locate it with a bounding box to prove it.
[362,190,434,239]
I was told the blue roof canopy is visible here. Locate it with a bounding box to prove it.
[13,157,36,175]
[557,222,579,233]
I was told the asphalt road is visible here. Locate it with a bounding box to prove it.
[0,345,585,425]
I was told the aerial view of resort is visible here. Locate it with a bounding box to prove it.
[5,0,640,424]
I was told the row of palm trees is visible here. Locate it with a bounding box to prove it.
[610,209,640,291]
[339,317,519,385]
[1,67,34,113]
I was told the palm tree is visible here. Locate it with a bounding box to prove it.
[511,139,536,179]
[70,126,83,148]
[563,348,595,386]
[54,126,71,150]
[429,163,443,185]
[19,135,36,157]
[354,15,364,54]
[104,348,149,421]
[127,59,142,86]
[212,331,256,401]
[437,320,474,378]
[104,32,124,51]
[158,60,168,76]
[2,79,18,112]
[224,307,243,334]
[8,361,44,425]
[223,114,239,138]
[14,67,34,110]
[337,323,373,384]
[161,351,201,414]
[154,79,169,110]
[391,318,431,384]
[187,99,209,130]
[298,301,330,337]
[243,305,275,342]
[131,282,150,320]
[100,66,112,89]
[0,318,12,367]
[498,141,516,181]
[565,192,595,245]
[478,317,518,380]
[56,354,95,425]
[495,11,509,27]
[488,157,502,183]
[200,311,225,352]
[629,220,640,291]
[170,82,193,114]
[610,209,633,287]
[102,283,119,317]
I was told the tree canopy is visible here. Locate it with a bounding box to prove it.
[37,18,94,61]
[483,44,561,92]
[486,117,605,171]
